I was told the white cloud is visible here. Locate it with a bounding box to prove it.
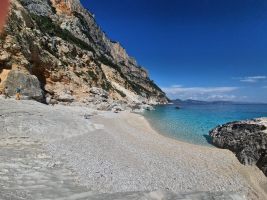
[162,85,239,101]
[239,76,266,83]
[170,84,183,88]
[206,94,237,101]
[163,86,238,93]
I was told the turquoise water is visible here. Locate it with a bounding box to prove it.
[143,103,267,146]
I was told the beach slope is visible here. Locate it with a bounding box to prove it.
[0,99,266,199]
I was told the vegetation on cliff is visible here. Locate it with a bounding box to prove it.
[0,0,168,108]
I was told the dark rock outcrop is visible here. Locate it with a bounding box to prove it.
[209,118,267,176]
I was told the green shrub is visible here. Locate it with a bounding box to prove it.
[47,0,57,14]
[98,55,121,71]
[31,14,96,53]
[74,71,84,77]
[149,79,163,92]
[115,89,126,98]
[73,12,95,43]
[101,82,112,91]
[83,77,88,83]
[86,70,97,81]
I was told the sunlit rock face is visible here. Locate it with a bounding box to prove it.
[0,0,168,107]
[50,0,82,15]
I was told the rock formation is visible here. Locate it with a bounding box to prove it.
[0,0,168,108]
[3,70,43,100]
[209,118,267,176]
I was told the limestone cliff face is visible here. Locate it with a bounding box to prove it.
[0,0,168,108]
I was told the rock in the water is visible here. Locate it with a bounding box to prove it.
[209,118,267,176]
[1,70,43,101]
[140,104,154,111]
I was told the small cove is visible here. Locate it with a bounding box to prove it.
[143,103,267,146]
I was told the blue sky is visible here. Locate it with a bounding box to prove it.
[81,0,267,102]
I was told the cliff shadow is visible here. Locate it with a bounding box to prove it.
[31,66,47,91]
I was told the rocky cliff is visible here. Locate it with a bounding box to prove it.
[209,118,267,176]
[0,0,168,109]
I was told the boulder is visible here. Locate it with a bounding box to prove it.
[89,87,101,95]
[89,87,108,98]
[56,91,75,102]
[131,104,154,112]
[0,50,10,62]
[49,99,58,105]
[96,102,110,111]
[45,94,58,105]
[2,70,43,101]
[112,105,124,113]
[209,118,267,176]
[128,103,142,111]
[141,104,154,111]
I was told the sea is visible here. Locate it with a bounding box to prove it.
[143,103,267,146]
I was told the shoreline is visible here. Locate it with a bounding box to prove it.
[139,112,214,148]
[136,112,267,198]
[132,112,213,149]
[0,99,267,199]
[76,110,266,199]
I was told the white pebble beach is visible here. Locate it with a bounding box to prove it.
[0,98,266,199]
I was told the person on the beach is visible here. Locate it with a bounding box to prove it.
[15,86,21,100]
[4,86,10,99]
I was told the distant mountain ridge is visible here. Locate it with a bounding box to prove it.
[172,99,267,105]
